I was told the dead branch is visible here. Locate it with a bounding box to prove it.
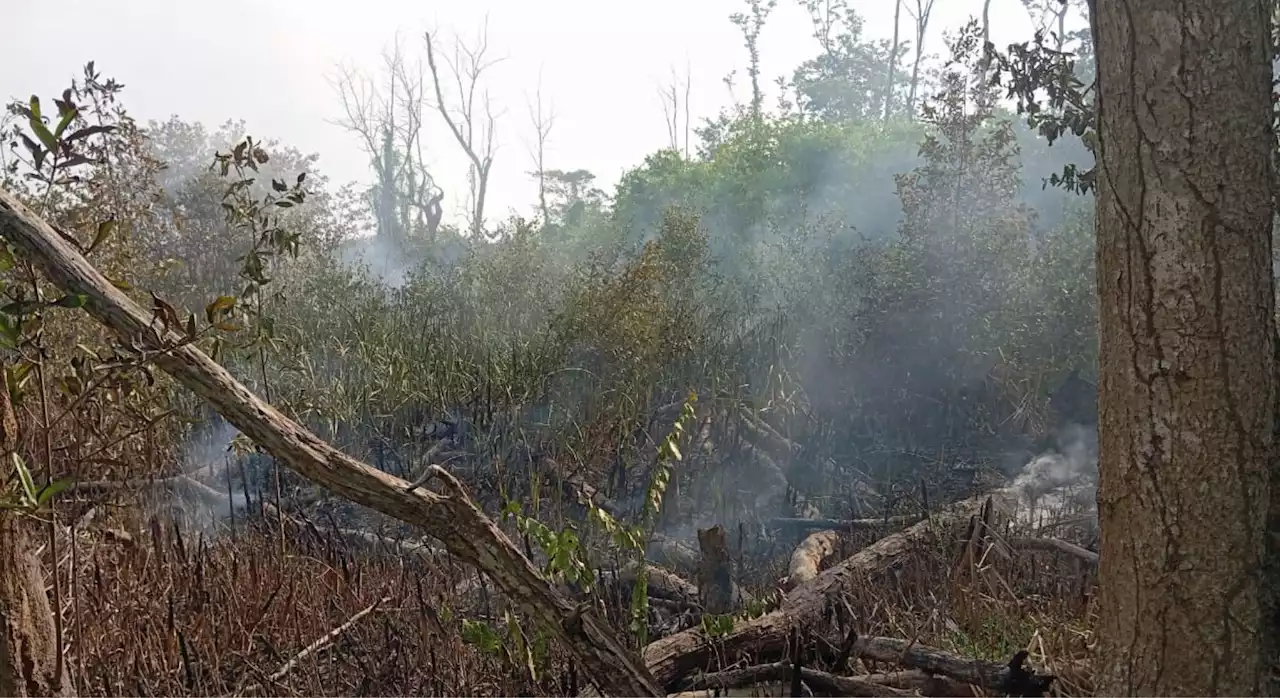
[856,639,1054,695]
[0,188,661,698]
[70,475,230,509]
[860,669,977,696]
[674,660,914,696]
[646,534,699,576]
[238,595,389,695]
[1008,536,1098,565]
[618,563,699,604]
[770,515,919,532]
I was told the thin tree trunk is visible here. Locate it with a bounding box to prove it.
[1092,0,1277,693]
[885,0,902,121]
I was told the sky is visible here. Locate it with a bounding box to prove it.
[3,0,1049,227]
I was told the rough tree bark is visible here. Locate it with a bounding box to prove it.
[0,189,660,698]
[1091,0,1277,693]
[0,364,71,697]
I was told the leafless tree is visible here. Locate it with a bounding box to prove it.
[1021,0,1084,52]
[524,68,555,227]
[329,34,444,244]
[903,0,936,117]
[884,0,903,120]
[424,20,504,238]
[657,60,692,158]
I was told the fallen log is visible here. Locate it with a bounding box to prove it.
[71,475,231,510]
[641,490,1017,690]
[647,534,700,576]
[1007,536,1099,565]
[769,515,918,532]
[618,563,700,604]
[673,660,912,697]
[860,669,977,697]
[0,189,661,698]
[858,641,1055,696]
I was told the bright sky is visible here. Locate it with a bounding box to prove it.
[4,0,1047,227]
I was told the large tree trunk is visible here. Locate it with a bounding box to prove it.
[1091,0,1277,694]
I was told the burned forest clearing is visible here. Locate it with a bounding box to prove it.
[3,0,1278,695]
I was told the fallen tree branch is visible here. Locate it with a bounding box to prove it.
[238,595,390,695]
[860,669,978,696]
[769,515,918,532]
[673,660,913,697]
[70,475,231,509]
[641,490,1017,689]
[0,188,661,698]
[860,642,1055,696]
[1008,536,1099,565]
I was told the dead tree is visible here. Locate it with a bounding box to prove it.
[884,0,903,120]
[657,61,692,158]
[903,0,936,117]
[0,188,662,698]
[329,35,444,244]
[524,69,555,227]
[424,21,502,238]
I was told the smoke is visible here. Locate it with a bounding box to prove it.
[337,233,415,289]
[168,418,249,536]
[1011,423,1098,522]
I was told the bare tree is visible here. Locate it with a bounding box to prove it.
[1020,0,1084,52]
[903,0,936,117]
[524,68,555,227]
[657,60,693,158]
[884,0,903,120]
[329,35,444,245]
[424,20,504,238]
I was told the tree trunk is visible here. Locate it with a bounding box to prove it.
[0,364,70,697]
[884,0,903,121]
[0,516,68,697]
[1092,0,1277,694]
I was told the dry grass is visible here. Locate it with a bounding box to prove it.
[41,471,1098,697]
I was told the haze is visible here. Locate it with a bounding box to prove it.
[3,0,1040,227]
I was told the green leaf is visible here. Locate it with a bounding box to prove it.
[0,246,15,272]
[35,478,73,507]
[27,96,57,154]
[53,105,78,139]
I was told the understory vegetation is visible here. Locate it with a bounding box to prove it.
[0,4,1110,696]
